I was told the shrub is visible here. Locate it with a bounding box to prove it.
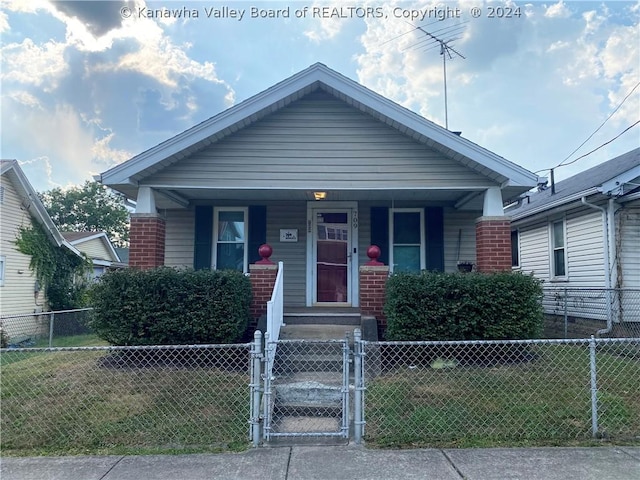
[384,271,543,341]
[89,267,252,345]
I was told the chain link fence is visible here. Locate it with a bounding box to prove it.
[1,344,252,454]
[0,308,94,348]
[360,338,640,448]
[542,288,640,338]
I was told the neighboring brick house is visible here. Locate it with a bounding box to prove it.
[98,63,538,327]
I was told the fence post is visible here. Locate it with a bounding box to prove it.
[48,312,55,348]
[354,328,364,444]
[250,330,263,447]
[589,335,599,438]
[563,288,568,338]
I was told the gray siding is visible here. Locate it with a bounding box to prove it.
[145,92,494,190]
[164,209,195,268]
[266,203,307,307]
[444,208,478,272]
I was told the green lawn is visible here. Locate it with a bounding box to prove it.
[364,343,640,448]
[1,346,251,456]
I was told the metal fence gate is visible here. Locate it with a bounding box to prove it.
[262,337,351,442]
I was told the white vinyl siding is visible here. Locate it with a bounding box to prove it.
[564,209,605,287]
[0,176,47,316]
[518,222,550,281]
[74,238,114,262]
[144,92,494,190]
[618,206,640,290]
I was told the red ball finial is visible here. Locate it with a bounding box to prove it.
[366,245,383,266]
[257,244,274,264]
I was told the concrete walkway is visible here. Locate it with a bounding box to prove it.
[2,445,639,480]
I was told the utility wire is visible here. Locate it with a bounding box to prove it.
[535,81,640,174]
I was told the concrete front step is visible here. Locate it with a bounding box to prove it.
[279,324,357,341]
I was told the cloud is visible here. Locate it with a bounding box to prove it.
[1,39,68,89]
[50,0,125,37]
[0,10,8,32]
[544,1,571,19]
[304,0,350,42]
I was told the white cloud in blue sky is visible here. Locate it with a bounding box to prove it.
[1,0,638,192]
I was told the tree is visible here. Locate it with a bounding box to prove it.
[40,181,130,247]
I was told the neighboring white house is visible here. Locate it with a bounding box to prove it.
[0,160,83,318]
[61,231,125,278]
[507,148,640,331]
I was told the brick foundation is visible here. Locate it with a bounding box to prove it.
[475,216,511,273]
[129,213,166,269]
[249,263,278,328]
[359,265,390,336]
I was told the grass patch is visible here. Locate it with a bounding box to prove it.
[364,344,640,448]
[1,347,251,456]
[33,334,109,348]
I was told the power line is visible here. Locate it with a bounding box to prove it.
[557,80,640,168]
[535,81,640,174]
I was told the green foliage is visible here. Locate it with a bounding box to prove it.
[89,268,252,345]
[385,271,544,341]
[14,222,91,310]
[39,181,129,247]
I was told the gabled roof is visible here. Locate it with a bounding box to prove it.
[99,63,537,199]
[509,148,640,221]
[1,160,82,256]
[61,231,121,263]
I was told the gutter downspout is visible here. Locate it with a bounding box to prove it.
[581,197,613,336]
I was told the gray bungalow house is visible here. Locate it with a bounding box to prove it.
[98,63,538,320]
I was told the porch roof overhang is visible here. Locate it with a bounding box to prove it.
[99,63,538,209]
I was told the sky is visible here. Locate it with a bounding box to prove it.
[1,0,639,194]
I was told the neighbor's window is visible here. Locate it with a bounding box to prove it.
[390,209,425,273]
[511,230,519,268]
[213,207,248,273]
[551,220,566,277]
[0,256,5,286]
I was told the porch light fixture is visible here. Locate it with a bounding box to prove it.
[313,191,327,201]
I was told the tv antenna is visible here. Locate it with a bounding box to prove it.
[402,22,466,130]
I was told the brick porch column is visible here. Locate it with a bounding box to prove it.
[359,245,390,335]
[249,244,278,328]
[129,213,166,269]
[475,216,511,272]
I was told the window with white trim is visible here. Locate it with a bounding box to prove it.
[390,209,425,273]
[551,220,567,278]
[213,207,248,273]
[0,256,5,286]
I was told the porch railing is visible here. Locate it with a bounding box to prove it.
[265,261,284,364]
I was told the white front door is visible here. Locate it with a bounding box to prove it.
[307,203,358,306]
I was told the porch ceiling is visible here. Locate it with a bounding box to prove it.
[138,186,504,211]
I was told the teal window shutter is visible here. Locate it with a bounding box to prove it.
[248,205,267,264]
[370,207,389,265]
[425,207,444,271]
[193,206,213,270]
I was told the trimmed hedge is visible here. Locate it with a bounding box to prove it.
[89,268,252,345]
[384,271,543,341]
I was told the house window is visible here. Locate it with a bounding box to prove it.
[551,220,566,278]
[511,230,519,268]
[213,207,248,273]
[390,209,425,273]
[0,256,5,286]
